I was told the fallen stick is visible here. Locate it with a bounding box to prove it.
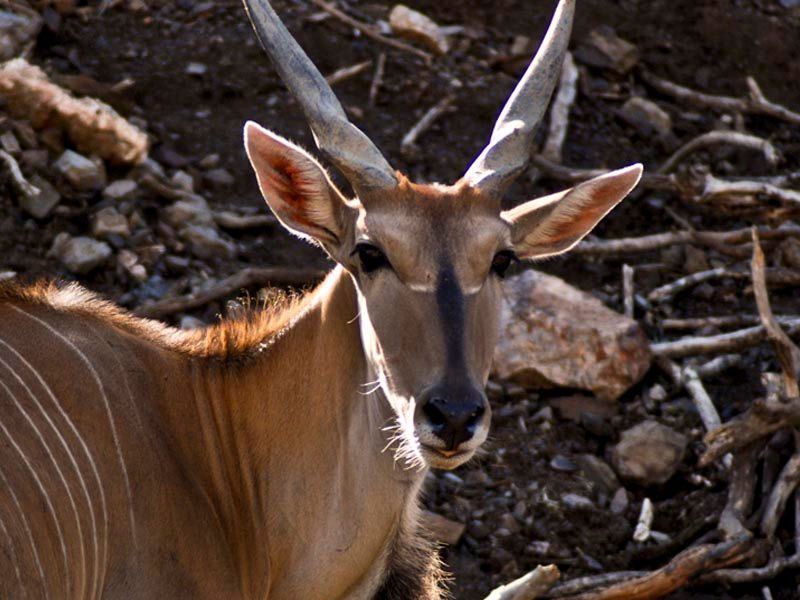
[662,316,800,331]
[573,225,800,256]
[485,564,560,600]
[368,52,386,107]
[651,326,767,358]
[699,552,800,584]
[718,440,761,539]
[751,228,800,397]
[545,572,646,598]
[400,94,455,157]
[647,267,731,303]
[640,70,800,126]
[0,148,40,198]
[325,60,372,86]
[135,267,325,319]
[309,0,432,62]
[760,450,800,539]
[541,52,578,163]
[560,533,752,600]
[622,264,634,319]
[633,498,654,543]
[702,174,800,206]
[658,130,779,175]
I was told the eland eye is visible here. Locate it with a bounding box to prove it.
[354,243,390,273]
[491,250,517,278]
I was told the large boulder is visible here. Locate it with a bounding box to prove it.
[492,270,651,401]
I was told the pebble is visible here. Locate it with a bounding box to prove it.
[103,179,139,201]
[186,62,208,76]
[53,150,106,192]
[610,487,629,514]
[91,207,131,239]
[549,454,578,473]
[561,493,594,510]
[203,168,235,189]
[179,225,237,260]
[171,169,195,193]
[117,249,147,282]
[575,454,620,494]
[19,175,60,219]
[50,233,112,274]
[0,130,20,154]
[619,97,672,138]
[164,196,215,228]
[611,420,688,487]
[574,25,639,74]
[198,153,220,169]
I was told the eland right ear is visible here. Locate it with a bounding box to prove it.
[244,121,356,256]
[501,164,643,259]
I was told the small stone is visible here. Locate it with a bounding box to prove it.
[197,153,220,169]
[91,207,131,239]
[117,249,147,282]
[20,149,49,172]
[171,169,195,193]
[531,405,554,423]
[550,454,577,472]
[619,97,672,138]
[496,512,521,535]
[575,454,620,494]
[179,225,237,260]
[186,62,208,76]
[561,493,594,510]
[648,384,668,403]
[420,510,465,546]
[103,179,139,201]
[203,168,235,189]
[468,519,491,540]
[389,4,449,54]
[51,234,112,274]
[525,541,552,557]
[464,469,491,486]
[180,315,205,330]
[18,175,60,219]
[53,150,106,192]
[610,487,629,514]
[574,26,639,74]
[611,420,688,487]
[0,130,20,154]
[164,195,214,228]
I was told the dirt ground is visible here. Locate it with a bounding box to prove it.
[4,0,800,597]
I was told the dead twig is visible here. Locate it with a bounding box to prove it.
[558,533,753,600]
[658,130,779,175]
[760,451,800,539]
[622,264,634,319]
[368,52,386,107]
[400,95,456,157]
[718,441,762,539]
[541,52,578,163]
[662,316,800,331]
[134,267,325,319]
[700,552,800,584]
[702,174,800,206]
[325,60,372,86]
[652,326,767,358]
[0,149,40,198]
[647,267,730,303]
[641,70,800,126]
[544,573,646,598]
[485,564,560,600]
[309,0,432,62]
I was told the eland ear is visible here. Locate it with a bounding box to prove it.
[501,164,643,259]
[244,121,356,254]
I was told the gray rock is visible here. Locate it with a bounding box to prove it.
[493,270,651,401]
[51,234,112,274]
[179,225,237,260]
[609,487,629,514]
[103,179,139,201]
[53,150,106,192]
[561,493,594,510]
[0,130,20,154]
[164,195,215,228]
[171,169,195,193]
[619,97,672,137]
[611,420,688,487]
[117,249,147,282]
[575,454,620,494]
[186,62,208,76]
[197,153,220,169]
[203,168,235,189]
[574,26,639,74]
[91,207,131,239]
[550,454,578,473]
[19,175,60,219]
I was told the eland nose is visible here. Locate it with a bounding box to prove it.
[419,383,488,450]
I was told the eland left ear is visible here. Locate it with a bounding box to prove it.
[501,164,643,259]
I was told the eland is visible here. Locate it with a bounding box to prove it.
[0,0,641,597]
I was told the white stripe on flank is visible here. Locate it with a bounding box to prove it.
[0,511,23,594]
[0,454,49,599]
[0,354,87,598]
[0,336,105,600]
[10,305,137,548]
[0,383,69,595]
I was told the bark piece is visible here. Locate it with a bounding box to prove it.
[492,270,651,401]
[0,58,148,165]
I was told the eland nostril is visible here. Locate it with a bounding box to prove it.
[465,404,486,434]
[422,399,448,433]
[419,386,488,451]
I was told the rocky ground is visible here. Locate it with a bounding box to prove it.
[2,0,800,598]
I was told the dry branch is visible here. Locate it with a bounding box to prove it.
[662,316,800,331]
[702,174,800,206]
[0,58,148,164]
[641,70,800,126]
[622,264,634,319]
[700,553,800,584]
[485,565,560,600]
[647,267,730,303]
[652,326,767,358]
[658,130,778,175]
[760,451,800,539]
[135,267,325,319]
[400,95,455,157]
[325,60,372,85]
[309,0,432,61]
[718,441,761,539]
[558,533,752,600]
[368,52,386,107]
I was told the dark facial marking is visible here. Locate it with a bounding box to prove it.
[435,259,468,379]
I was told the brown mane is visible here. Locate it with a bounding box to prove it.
[0,278,316,360]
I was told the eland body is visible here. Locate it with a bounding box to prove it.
[0,0,641,597]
